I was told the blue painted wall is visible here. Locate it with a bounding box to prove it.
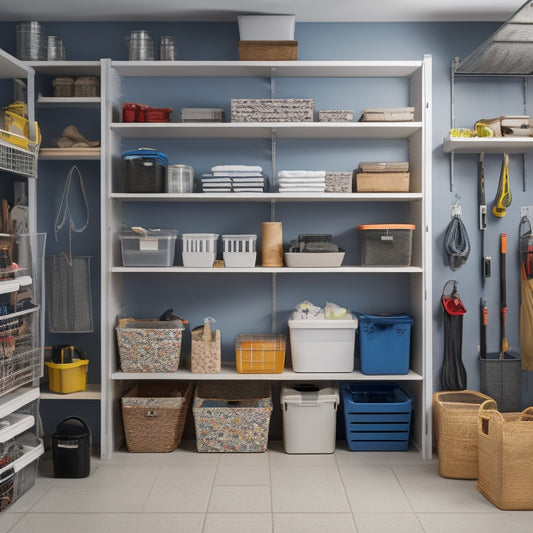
[3,19,533,444]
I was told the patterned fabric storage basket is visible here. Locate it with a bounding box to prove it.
[477,400,533,510]
[193,381,272,452]
[432,390,494,479]
[116,318,183,372]
[121,381,193,452]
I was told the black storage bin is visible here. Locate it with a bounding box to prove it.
[122,148,168,193]
[52,417,91,478]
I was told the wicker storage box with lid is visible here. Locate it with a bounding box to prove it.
[121,381,193,452]
[477,400,533,509]
[52,76,74,97]
[116,317,183,372]
[432,390,494,479]
[73,76,99,97]
[193,381,272,452]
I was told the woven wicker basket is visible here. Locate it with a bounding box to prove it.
[121,381,193,453]
[477,400,533,509]
[432,390,493,479]
[52,76,74,97]
[73,76,100,97]
[193,381,272,452]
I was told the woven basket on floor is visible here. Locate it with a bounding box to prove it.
[432,390,493,479]
[477,399,533,509]
[121,381,193,452]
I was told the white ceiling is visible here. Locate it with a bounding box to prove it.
[0,0,527,22]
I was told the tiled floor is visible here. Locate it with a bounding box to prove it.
[2,441,533,533]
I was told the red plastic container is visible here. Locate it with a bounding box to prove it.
[144,107,173,122]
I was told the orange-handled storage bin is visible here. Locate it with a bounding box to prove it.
[235,333,286,373]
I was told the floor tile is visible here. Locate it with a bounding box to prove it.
[0,513,23,531]
[354,512,424,533]
[203,513,272,533]
[142,465,216,512]
[418,512,533,533]
[271,465,350,512]
[269,446,337,467]
[4,512,204,533]
[392,463,496,513]
[335,448,388,466]
[217,451,269,467]
[273,513,357,533]
[208,485,271,512]
[214,463,270,485]
[30,485,151,513]
[340,465,413,513]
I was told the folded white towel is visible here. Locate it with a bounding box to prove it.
[278,170,326,178]
[213,171,263,177]
[279,186,325,192]
[212,165,263,172]
[278,177,326,184]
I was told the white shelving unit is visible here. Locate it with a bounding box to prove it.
[0,49,44,510]
[29,60,103,408]
[100,57,432,459]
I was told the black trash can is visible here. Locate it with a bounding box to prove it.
[52,417,91,478]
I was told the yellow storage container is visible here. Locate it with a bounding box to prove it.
[235,333,286,373]
[45,359,88,393]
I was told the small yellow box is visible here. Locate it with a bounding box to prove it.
[45,359,88,394]
[235,333,286,373]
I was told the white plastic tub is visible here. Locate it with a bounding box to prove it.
[119,229,177,267]
[222,234,257,267]
[288,312,358,372]
[238,15,296,41]
[281,382,339,454]
[182,233,218,267]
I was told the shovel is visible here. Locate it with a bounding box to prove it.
[499,233,509,357]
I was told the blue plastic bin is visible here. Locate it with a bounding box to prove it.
[357,313,413,375]
[341,382,412,451]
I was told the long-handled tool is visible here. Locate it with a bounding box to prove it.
[478,153,490,284]
[500,233,509,357]
[480,298,488,360]
[492,153,511,218]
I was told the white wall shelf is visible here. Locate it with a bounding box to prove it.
[110,192,423,202]
[39,147,101,160]
[40,383,101,400]
[443,136,533,154]
[111,122,421,140]
[112,368,423,381]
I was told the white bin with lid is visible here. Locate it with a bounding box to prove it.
[281,382,339,454]
[182,233,218,267]
[222,234,257,267]
[288,312,358,372]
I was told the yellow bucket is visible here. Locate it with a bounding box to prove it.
[45,358,88,394]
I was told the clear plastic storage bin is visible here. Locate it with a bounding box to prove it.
[119,229,177,267]
[235,333,286,373]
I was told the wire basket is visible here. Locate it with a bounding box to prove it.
[0,134,39,179]
[122,381,193,452]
